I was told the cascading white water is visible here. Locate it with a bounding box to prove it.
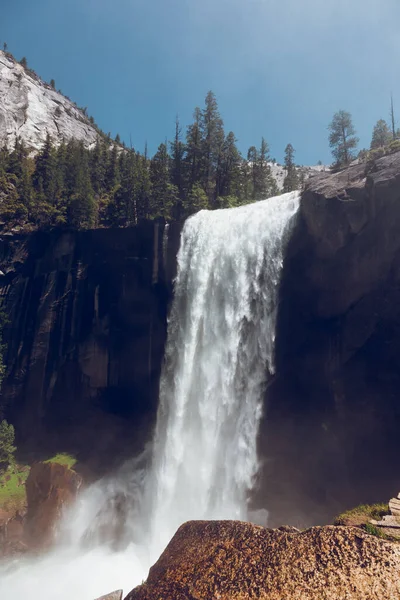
[144,191,300,556]
[0,192,299,600]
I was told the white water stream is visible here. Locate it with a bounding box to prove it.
[0,192,299,599]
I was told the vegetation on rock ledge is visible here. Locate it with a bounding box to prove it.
[44,452,77,469]
[334,503,389,527]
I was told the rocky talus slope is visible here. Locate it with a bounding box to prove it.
[0,50,98,151]
[124,520,400,600]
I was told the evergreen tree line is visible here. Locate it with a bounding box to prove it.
[0,92,302,230]
[328,103,400,169]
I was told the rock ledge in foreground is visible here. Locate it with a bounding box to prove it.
[125,520,400,600]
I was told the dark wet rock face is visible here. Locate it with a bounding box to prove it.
[0,224,180,471]
[124,520,400,600]
[260,152,400,526]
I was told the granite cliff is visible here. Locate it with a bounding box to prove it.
[261,151,400,525]
[0,50,98,151]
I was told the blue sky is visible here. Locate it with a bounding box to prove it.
[2,0,400,164]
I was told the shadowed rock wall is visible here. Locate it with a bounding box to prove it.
[260,152,400,526]
[0,223,180,471]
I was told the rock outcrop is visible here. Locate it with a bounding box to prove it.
[0,50,99,151]
[371,492,400,539]
[125,520,400,600]
[24,461,82,548]
[261,151,400,526]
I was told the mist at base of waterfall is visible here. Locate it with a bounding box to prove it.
[0,546,145,599]
[0,193,300,600]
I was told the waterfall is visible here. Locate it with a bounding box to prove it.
[143,191,300,556]
[0,192,299,600]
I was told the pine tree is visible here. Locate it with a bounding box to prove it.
[370,119,392,149]
[149,143,177,220]
[216,131,242,198]
[111,150,138,226]
[32,134,64,225]
[283,143,299,192]
[17,157,34,223]
[329,110,359,167]
[247,146,259,200]
[135,153,151,221]
[200,91,225,204]
[182,184,209,217]
[90,139,108,196]
[66,142,97,229]
[33,134,57,203]
[170,117,185,200]
[8,138,27,179]
[106,144,120,194]
[253,138,277,200]
[19,57,27,68]
[185,107,203,191]
[3,42,7,52]
[390,95,396,140]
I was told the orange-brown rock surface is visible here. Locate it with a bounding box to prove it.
[25,461,82,548]
[0,507,27,557]
[125,520,400,600]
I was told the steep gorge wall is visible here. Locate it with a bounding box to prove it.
[0,223,180,471]
[261,152,400,526]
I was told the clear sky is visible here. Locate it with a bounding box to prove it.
[2,0,400,164]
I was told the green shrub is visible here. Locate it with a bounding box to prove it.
[388,139,400,154]
[0,420,16,475]
[363,522,388,539]
[0,465,29,510]
[367,147,386,162]
[44,452,77,468]
[334,503,388,526]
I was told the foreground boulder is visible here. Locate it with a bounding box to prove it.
[125,520,400,600]
[25,461,82,548]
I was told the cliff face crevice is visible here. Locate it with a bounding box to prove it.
[0,223,180,470]
[260,152,400,526]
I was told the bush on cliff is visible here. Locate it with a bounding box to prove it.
[0,419,16,474]
[44,452,77,469]
[334,503,388,527]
